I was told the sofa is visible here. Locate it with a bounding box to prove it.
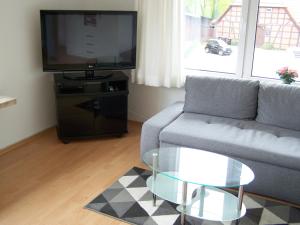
[141,76,300,205]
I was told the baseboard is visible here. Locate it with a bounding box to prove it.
[0,126,55,157]
[128,120,142,125]
[128,109,148,122]
[0,121,141,158]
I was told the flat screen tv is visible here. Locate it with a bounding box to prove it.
[40,10,137,73]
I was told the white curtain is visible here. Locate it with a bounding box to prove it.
[133,0,184,88]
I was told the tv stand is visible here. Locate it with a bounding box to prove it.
[85,70,94,79]
[54,71,128,143]
[62,71,113,81]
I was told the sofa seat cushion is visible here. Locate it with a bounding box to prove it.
[160,113,300,171]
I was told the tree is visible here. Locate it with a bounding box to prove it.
[184,0,232,19]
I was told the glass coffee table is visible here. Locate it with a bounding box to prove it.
[143,147,255,224]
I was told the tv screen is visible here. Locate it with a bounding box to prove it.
[40,10,137,71]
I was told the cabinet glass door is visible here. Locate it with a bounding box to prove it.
[57,96,95,137]
[94,95,127,134]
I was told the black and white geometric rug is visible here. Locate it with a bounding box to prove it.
[85,167,300,225]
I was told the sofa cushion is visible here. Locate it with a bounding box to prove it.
[160,113,300,170]
[184,76,259,119]
[256,82,300,131]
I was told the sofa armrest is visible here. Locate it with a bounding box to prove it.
[140,101,184,160]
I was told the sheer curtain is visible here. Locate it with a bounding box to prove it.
[133,0,184,88]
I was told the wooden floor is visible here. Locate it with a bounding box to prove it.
[1,121,299,225]
[0,121,145,225]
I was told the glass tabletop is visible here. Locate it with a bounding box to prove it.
[143,147,254,188]
[147,174,246,221]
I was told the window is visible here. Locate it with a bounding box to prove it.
[252,0,300,81]
[184,0,242,74]
[184,0,300,81]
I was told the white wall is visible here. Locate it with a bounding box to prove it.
[0,0,135,149]
[128,82,185,122]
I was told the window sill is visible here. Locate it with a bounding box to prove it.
[184,69,236,79]
[184,69,300,86]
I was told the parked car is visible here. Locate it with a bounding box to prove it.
[205,39,232,56]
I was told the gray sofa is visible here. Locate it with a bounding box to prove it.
[141,76,300,205]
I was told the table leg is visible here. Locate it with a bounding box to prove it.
[233,186,244,224]
[152,153,158,207]
[181,181,188,225]
[199,186,205,217]
[237,185,244,211]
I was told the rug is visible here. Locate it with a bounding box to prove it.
[85,167,300,225]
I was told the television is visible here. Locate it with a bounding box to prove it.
[40,10,137,75]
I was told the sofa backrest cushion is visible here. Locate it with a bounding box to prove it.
[256,82,300,131]
[184,76,260,119]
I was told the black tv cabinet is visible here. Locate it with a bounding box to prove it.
[54,71,128,143]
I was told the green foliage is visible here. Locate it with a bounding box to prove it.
[262,43,275,50]
[230,39,239,46]
[279,75,295,84]
[184,0,232,19]
[261,43,282,50]
[261,42,280,50]
[184,0,202,16]
[216,0,232,18]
